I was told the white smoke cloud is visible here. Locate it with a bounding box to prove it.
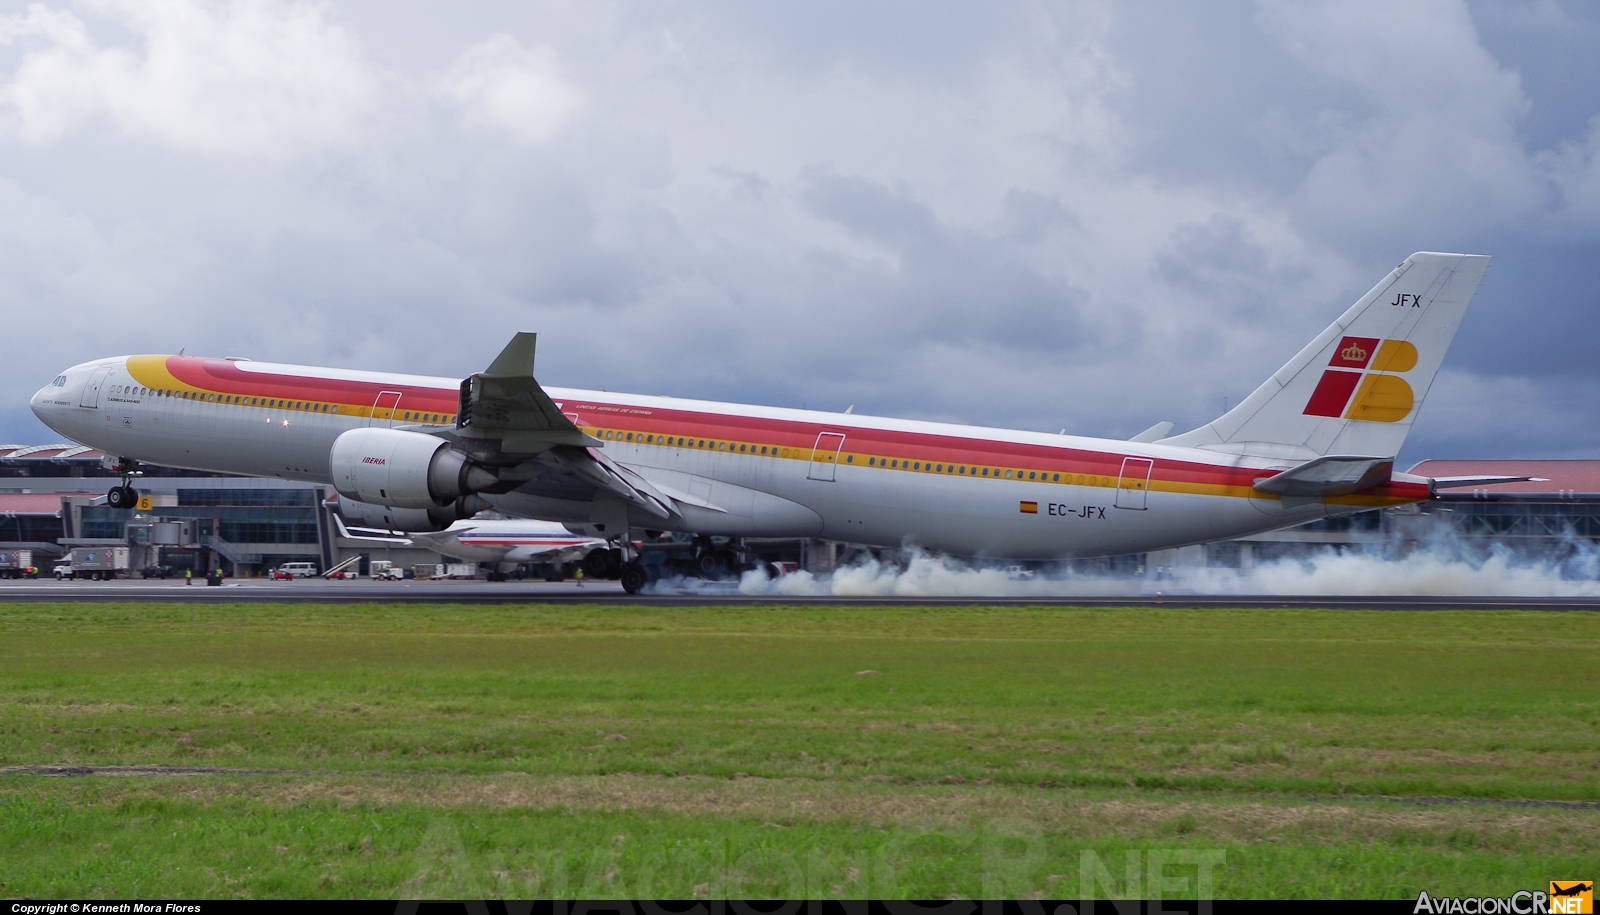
[0,0,1597,466]
[717,534,1600,598]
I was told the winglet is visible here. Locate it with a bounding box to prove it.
[485,333,536,378]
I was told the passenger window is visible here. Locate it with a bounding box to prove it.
[1052,473,1060,482]
[846,455,853,463]
[913,462,920,470]
[626,432,634,441]
[739,443,746,452]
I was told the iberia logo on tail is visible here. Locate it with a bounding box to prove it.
[1303,336,1418,422]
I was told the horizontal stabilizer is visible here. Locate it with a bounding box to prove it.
[1428,475,1547,490]
[1252,455,1393,497]
[1128,421,1174,443]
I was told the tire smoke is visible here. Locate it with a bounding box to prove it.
[728,528,1600,598]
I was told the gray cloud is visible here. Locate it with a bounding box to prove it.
[0,0,1596,465]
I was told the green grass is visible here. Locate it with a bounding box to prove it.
[1,602,1597,898]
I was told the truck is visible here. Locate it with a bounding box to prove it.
[415,562,480,580]
[0,549,35,579]
[55,547,131,580]
[368,560,404,581]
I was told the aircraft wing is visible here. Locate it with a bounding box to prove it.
[330,512,414,544]
[456,333,680,521]
[457,333,601,453]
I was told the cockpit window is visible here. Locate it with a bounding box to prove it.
[52,376,66,387]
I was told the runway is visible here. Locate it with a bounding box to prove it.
[1,578,1597,609]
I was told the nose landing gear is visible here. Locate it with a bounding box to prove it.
[105,457,141,509]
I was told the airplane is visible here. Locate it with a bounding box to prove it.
[31,252,1527,593]
[332,504,606,576]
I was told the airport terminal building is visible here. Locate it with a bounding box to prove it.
[0,444,440,576]
[3,444,1597,577]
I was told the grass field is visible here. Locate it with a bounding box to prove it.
[0,601,1596,898]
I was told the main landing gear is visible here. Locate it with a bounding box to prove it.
[105,458,140,509]
[613,536,777,595]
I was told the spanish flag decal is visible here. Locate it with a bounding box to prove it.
[1020,501,1038,514]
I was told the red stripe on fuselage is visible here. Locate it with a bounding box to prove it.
[155,357,1413,499]
[164,356,460,413]
[564,400,1269,490]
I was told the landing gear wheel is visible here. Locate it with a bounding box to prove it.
[619,561,651,595]
[106,486,136,510]
[695,551,722,576]
[583,548,622,580]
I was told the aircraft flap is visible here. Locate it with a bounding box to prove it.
[548,445,679,520]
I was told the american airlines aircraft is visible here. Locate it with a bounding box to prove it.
[336,510,606,574]
[31,253,1515,592]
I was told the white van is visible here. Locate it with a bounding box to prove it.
[273,562,319,579]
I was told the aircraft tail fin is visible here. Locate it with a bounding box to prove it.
[1160,252,1489,460]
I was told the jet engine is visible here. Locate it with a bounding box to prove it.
[334,495,488,533]
[331,427,499,510]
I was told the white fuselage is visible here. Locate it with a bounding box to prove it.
[30,354,1421,559]
[406,520,606,564]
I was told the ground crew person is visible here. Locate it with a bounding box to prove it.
[575,566,584,588]
[185,569,192,585]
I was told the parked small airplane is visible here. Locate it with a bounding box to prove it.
[33,252,1525,592]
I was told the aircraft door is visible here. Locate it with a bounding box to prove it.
[79,366,114,408]
[368,391,403,427]
[807,432,846,482]
[1115,457,1153,510]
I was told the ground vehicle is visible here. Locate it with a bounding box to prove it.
[0,550,35,579]
[56,547,131,580]
[369,560,403,580]
[271,561,318,579]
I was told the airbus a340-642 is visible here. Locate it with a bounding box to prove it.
[32,252,1522,592]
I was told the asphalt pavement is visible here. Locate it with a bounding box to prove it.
[0,577,1596,609]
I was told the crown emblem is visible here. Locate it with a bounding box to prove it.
[1341,342,1368,362]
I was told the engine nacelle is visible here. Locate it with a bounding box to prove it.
[335,496,489,533]
[331,427,498,510]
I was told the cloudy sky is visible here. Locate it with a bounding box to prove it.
[1,0,1597,463]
